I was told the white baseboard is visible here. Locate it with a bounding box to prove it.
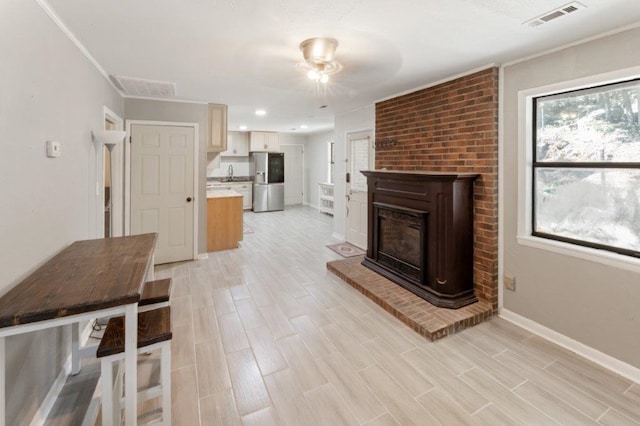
[331,232,344,241]
[195,253,208,260]
[500,309,640,383]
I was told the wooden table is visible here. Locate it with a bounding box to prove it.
[0,233,157,426]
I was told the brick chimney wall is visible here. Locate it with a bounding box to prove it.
[375,67,499,310]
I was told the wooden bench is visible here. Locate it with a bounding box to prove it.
[97,307,172,425]
[138,278,172,312]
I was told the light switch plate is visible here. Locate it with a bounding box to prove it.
[46,140,61,158]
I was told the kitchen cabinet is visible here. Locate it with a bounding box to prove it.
[249,131,279,152]
[234,183,253,210]
[207,191,243,252]
[207,103,228,152]
[222,131,249,157]
[208,182,252,210]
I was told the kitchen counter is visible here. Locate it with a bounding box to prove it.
[207,189,242,198]
[207,183,253,210]
[207,191,243,252]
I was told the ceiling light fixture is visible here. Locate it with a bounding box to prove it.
[299,37,342,84]
[239,125,248,130]
[255,109,266,116]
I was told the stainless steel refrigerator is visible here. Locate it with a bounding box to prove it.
[252,152,285,212]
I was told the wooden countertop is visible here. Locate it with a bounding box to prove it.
[207,190,242,199]
[0,233,157,328]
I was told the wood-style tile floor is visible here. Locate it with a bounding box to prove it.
[47,206,640,425]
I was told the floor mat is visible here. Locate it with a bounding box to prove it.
[326,242,365,258]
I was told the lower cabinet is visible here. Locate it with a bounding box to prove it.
[234,184,253,210]
[207,193,243,252]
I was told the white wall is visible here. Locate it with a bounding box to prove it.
[333,106,375,240]
[502,27,640,369]
[278,133,306,146]
[304,131,333,208]
[0,1,124,423]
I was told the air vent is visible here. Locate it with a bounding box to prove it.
[524,2,586,28]
[110,75,177,98]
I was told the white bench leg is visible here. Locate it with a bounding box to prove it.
[71,323,81,375]
[0,336,5,426]
[161,343,172,425]
[101,358,114,426]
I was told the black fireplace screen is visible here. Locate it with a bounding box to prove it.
[379,217,421,267]
[374,203,427,283]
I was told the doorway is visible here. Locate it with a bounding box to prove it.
[126,121,198,264]
[345,130,374,249]
[281,144,304,205]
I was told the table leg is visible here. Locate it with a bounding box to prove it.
[71,323,81,375]
[124,303,138,426]
[0,336,4,426]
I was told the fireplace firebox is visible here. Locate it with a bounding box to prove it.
[361,170,478,309]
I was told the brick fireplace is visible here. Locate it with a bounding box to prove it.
[327,67,498,340]
[374,67,499,310]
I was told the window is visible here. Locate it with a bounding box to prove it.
[532,78,640,258]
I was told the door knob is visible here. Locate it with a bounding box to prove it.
[186,197,192,202]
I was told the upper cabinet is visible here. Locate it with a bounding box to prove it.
[249,131,279,152]
[222,131,249,157]
[207,103,228,152]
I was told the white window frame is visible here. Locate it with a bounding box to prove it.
[516,65,640,274]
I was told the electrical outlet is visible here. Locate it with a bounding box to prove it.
[504,274,516,291]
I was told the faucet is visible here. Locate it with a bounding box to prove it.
[227,164,234,181]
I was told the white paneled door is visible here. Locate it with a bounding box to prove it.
[282,144,304,205]
[346,131,373,249]
[130,124,195,264]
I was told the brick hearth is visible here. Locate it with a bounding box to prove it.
[327,256,493,341]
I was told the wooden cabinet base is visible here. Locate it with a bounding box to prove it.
[207,195,243,252]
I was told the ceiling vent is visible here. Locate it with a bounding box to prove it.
[524,2,586,28]
[110,75,177,98]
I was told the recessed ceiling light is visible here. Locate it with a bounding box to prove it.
[300,124,308,129]
[239,125,248,130]
[255,109,266,116]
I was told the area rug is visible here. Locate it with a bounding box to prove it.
[243,223,254,234]
[327,242,365,258]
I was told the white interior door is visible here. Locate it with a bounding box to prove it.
[281,144,304,205]
[346,131,373,249]
[130,124,195,264]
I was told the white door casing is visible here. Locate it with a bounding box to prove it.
[101,107,124,238]
[128,123,197,264]
[281,144,304,205]
[346,131,374,249]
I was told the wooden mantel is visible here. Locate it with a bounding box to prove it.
[361,170,479,309]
